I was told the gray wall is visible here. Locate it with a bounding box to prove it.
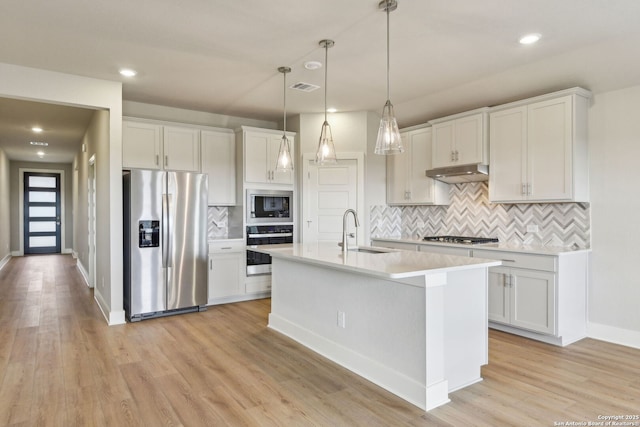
[9,160,73,253]
[0,148,10,260]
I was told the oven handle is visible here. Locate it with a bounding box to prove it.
[248,233,293,238]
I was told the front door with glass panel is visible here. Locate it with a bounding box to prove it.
[24,172,61,254]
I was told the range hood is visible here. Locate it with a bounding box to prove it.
[425,164,489,184]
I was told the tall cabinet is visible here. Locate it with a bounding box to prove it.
[489,88,591,203]
[387,125,450,205]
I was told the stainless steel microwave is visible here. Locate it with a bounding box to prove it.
[246,189,293,224]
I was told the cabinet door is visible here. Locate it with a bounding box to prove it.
[431,121,455,168]
[269,135,294,185]
[122,121,162,169]
[163,126,200,172]
[201,130,236,206]
[408,128,434,203]
[454,114,484,165]
[487,266,510,324]
[510,268,556,335]
[244,132,270,184]
[527,96,572,201]
[208,252,243,302]
[386,132,409,204]
[488,106,527,202]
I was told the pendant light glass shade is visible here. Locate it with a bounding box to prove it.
[375,0,404,155]
[276,66,293,172]
[315,39,337,164]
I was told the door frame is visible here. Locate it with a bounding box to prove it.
[301,152,365,244]
[18,167,66,256]
[88,155,97,288]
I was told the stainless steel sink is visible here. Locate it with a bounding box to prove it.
[347,246,391,254]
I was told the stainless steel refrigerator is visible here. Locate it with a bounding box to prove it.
[123,169,208,321]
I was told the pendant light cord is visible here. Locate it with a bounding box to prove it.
[386,0,390,102]
[324,42,328,122]
[283,71,287,135]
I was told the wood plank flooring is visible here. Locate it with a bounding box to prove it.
[1,254,639,426]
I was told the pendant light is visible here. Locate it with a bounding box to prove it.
[275,66,293,172]
[374,0,404,155]
[315,39,337,164]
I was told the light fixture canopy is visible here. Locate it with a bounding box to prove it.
[316,39,337,164]
[374,0,404,155]
[275,66,294,173]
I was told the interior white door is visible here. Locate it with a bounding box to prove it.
[303,159,358,245]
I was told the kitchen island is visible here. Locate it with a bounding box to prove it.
[253,243,501,411]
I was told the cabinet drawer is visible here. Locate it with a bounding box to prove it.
[209,240,245,254]
[472,249,556,272]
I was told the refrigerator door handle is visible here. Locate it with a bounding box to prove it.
[162,193,171,268]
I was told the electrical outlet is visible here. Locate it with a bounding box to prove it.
[526,224,539,233]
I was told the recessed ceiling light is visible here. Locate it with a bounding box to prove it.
[327,108,337,113]
[519,33,541,45]
[36,151,45,157]
[119,68,137,77]
[30,141,48,146]
[32,126,43,133]
[304,61,322,70]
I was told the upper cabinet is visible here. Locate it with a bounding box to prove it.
[488,88,591,203]
[238,126,295,186]
[201,129,236,206]
[429,108,489,168]
[122,119,200,173]
[387,126,450,205]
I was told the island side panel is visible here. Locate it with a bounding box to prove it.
[268,257,428,409]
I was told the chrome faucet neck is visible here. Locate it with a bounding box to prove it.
[342,209,360,253]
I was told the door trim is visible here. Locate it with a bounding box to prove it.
[18,167,66,256]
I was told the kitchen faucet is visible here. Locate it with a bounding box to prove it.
[341,209,360,253]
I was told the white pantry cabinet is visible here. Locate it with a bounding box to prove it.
[122,119,201,172]
[429,108,489,168]
[489,88,591,203]
[238,127,295,186]
[207,240,245,305]
[387,126,450,205]
[201,129,236,205]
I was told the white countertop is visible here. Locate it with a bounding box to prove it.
[253,242,501,279]
[371,237,591,256]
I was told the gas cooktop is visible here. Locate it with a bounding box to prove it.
[422,236,499,245]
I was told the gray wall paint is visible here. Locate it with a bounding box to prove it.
[9,160,73,252]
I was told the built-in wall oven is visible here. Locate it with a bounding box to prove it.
[246,224,293,276]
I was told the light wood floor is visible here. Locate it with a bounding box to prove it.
[1,255,639,426]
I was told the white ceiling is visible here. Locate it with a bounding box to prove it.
[2,0,640,162]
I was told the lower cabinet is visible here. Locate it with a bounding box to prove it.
[487,266,555,335]
[207,241,245,305]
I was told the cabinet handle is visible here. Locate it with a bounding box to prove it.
[455,150,459,161]
[220,247,232,250]
[155,154,159,166]
[501,259,516,263]
[209,259,212,270]
[522,183,527,196]
[165,155,169,167]
[527,183,532,196]
[503,273,508,287]
[451,151,455,162]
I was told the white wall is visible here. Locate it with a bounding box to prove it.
[0,148,10,265]
[0,62,124,325]
[588,85,640,347]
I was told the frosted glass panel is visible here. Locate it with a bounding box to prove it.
[29,206,56,217]
[29,236,56,247]
[29,191,56,203]
[29,176,56,188]
[29,221,56,232]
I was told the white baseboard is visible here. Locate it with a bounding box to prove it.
[62,247,73,254]
[11,250,21,257]
[94,289,126,326]
[76,259,91,288]
[0,253,11,271]
[588,322,640,350]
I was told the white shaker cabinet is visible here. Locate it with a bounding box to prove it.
[430,109,489,168]
[201,129,236,205]
[207,241,245,304]
[162,125,200,172]
[239,127,295,186]
[122,120,201,172]
[122,120,163,170]
[386,126,450,205]
[489,88,591,203]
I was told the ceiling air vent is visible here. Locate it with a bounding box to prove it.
[290,82,320,92]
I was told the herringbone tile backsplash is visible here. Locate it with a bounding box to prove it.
[208,207,229,239]
[371,182,590,248]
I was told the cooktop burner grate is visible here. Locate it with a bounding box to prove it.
[422,235,499,244]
